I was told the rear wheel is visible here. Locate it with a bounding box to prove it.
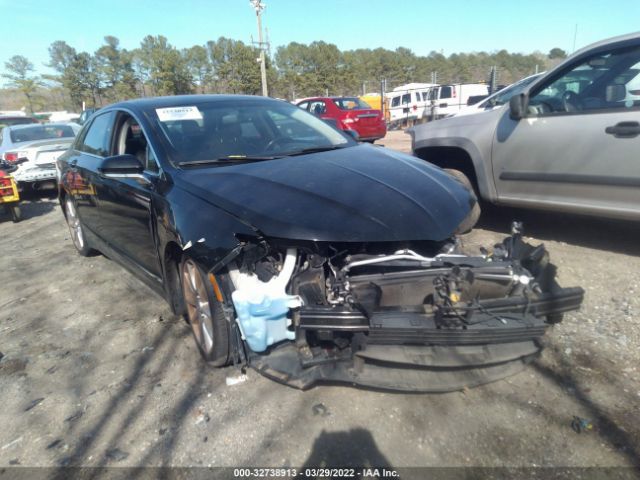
[180,257,230,366]
[444,168,481,233]
[64,197,92,256]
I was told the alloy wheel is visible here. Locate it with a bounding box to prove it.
[182,259,215,354]
[65,198,84,251]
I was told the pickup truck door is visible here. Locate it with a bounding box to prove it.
[491,43,640,219]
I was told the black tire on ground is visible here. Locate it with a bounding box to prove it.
[444,168,481,233]
[10,205,21,223]
[180,257,230,367]
[64,197,93,256]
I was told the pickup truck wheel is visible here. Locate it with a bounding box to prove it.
[180,257,230,367]
[444,168,481,233]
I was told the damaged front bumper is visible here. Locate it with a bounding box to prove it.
[223,226,584,392]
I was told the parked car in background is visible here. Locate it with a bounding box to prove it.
[296,96,387,142]
[428,83,490,118]
[57,94,582,391]
[386,83,435,124]
[0,123,80,190]
[409,32,640,224]
[0,115,39,127]
[454,73,544,117]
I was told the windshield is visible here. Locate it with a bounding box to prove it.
[483,74,542,107]
[333,97,372,110]
[151,100,353,165]
[9,124,76,143]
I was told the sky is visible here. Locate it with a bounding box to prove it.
[1,0,640,78]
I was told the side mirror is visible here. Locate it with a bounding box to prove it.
[509,93,529,120]
[99,154,144,176]
[344,129,360,141]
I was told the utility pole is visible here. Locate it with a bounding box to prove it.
[250,0,268,96]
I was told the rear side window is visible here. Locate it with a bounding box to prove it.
[391,96,401,107]
[440,86,453,99]
[79,112,116,157]
[333,98,371,110]
[401,94,411,104]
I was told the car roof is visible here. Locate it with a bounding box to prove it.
[573,31,640,57]
[6,122,75,131]
[108,94,282,113]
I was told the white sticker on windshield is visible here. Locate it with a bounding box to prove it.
[155,106,203,122]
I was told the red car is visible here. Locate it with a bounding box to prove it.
[296,97,386,143]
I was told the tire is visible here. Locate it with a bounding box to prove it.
[444,168,481,233]
[10,205,21,223]
[64,197,93,256]
[180,257,230,367]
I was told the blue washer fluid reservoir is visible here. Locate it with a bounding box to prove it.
[231,292,300,352]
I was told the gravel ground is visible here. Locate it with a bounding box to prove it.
[0,131,639,474]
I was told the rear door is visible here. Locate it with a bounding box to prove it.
[71,111,117,237]
[492,42,640,218]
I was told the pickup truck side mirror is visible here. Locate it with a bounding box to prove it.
[509,93,529,120]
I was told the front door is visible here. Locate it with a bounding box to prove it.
[95,112,162,279]
[492,41,640,218]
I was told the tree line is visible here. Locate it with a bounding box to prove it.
[2,35,567,112]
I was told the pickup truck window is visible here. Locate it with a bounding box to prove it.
[529,46,640,115]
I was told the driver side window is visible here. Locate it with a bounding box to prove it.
[529,46,640,116]
[115,114,159,174]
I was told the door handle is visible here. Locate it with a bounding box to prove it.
[605,121,640,138]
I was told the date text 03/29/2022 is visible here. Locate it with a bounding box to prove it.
[233,468,400,478]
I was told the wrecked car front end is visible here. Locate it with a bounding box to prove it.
[213,224,583,392]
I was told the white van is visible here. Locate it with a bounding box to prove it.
[386,83,436,123]
[428,83,489,118]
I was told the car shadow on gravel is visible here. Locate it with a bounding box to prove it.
[54,319,196,468]
[477,203,640,256]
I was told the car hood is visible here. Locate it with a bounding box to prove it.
[175,144,473,242]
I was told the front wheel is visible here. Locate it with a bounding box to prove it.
[180,257,230,366]
[444,168,481,233]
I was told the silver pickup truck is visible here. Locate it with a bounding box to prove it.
[409,32,640,228]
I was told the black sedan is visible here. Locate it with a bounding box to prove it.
[57,95,583,391]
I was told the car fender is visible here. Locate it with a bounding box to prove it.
[156,183,259,274]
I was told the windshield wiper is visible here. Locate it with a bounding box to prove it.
[178,155,282,167]
[282,145,349,157]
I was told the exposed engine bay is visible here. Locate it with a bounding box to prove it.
[218,223,584,391]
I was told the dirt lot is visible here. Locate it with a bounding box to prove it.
[1,130,639,474]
